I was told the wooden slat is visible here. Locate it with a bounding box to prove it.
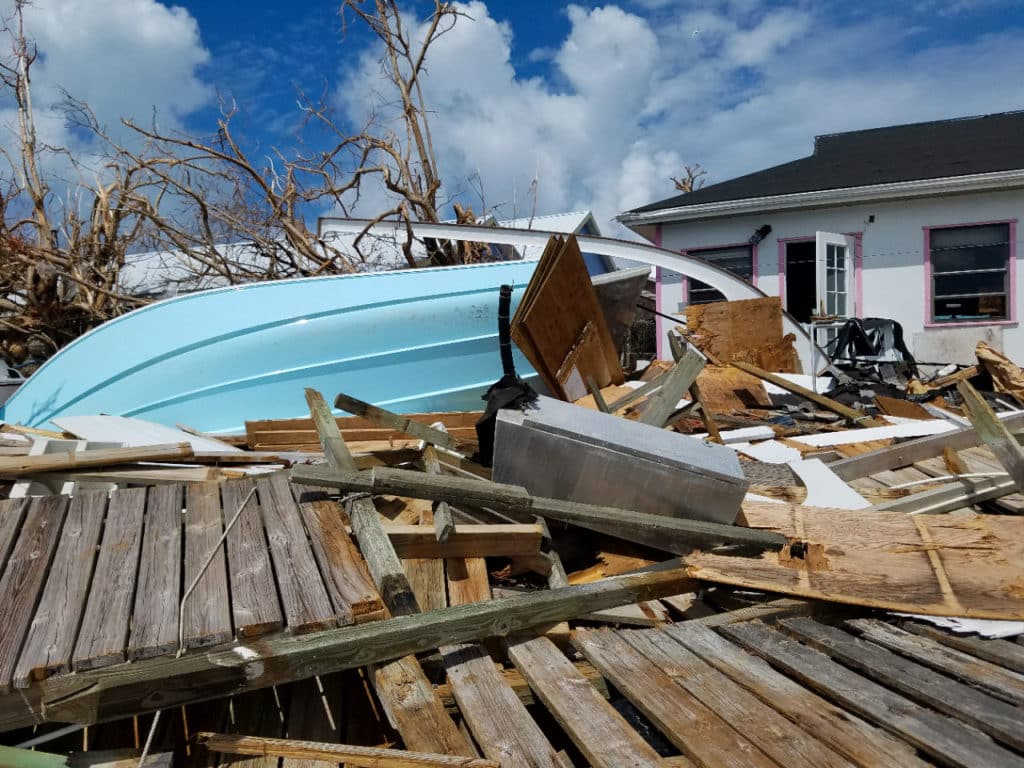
[0,496,69,691]
[0,498,30,575]
[182,481,232,649]
[957,379,1024,489]
[0,443,194,478]
[15,491,106,685]
[723,620,1024,768]
[127,484,183,660]
[901,620,1024,674]
[387,524,542,559]
[574,628,781,767]
[72,488,147,671]
[638,348,705,428]
[403,557,447,613]
[334,392,466,452]
[247,410,482,435]
[847,618,1024,705]
[445,558,490,606]
[665,623,925,768]
[221,479,283,638]
[297,498,384,624]
[507,635,662,768]
[257,473,337,633]
[781,617,1024,750]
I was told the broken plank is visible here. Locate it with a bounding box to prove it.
[731,362,876,424]
[257,473,337,633]
[15,491,107,685]
[507,635,662,767]
[127,484,183,661]
[664,623,929,768]
[957,379,1024,490]
[221,479,282,638]
[388,524,542,559]
[423,445,455,542]
[0,496,69,691]
[723,620,1024,768]
[40,566,698,726]
[194,734,496,767]
[182,481,233,649]
[335,392,464,451]
[638,348,705,428]
[0,443,194,478]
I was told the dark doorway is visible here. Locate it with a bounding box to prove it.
[785,241,816,323]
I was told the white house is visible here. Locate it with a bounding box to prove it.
[617,112,1024,367]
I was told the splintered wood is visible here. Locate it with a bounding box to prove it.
[685,502,1024,619]
[512,235,624,400]
[686,296,799,373]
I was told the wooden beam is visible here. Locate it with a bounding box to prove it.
[0,443,194,479]
[423,445,455,542]
[639,348,705,428]
[194,733,497,767]
[334,392,465,452]
[39,566,697,726]
[731,361,878,424]
[956,380,1024,490]
[387,524,542,559]
[305,388,356,471]
[292,465,783,553]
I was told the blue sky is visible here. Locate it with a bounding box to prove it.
[7,0,1024,232]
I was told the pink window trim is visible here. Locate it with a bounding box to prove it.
[923,218,1018,328]
[777,233,864,318]
[654,224,664,359]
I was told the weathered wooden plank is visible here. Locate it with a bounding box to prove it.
[182,481,233,649]
[305,388,356,471]
[573,629,781,768]
[297,498,383,624]
[196,733,497,767]
[0,498,30,575]
[957,379,1024,489]
[423,445,454,542]
[638,347,705,428]
[781,617,1024,751]
[15,491,107,685]
[403,557,447,613]
[335,392,465,452]
[38,567,698,726]
[847,618,1024,706]
[72,488,147,671]
[257,473,337,633]
[221,479,283,638]
[901,620,1024,674]
[0,443,194,478]
[723,620,1024,768]
[127,484,182,661]
[0,496,69,691]
[665,622,925,768]
[507,635,662,767]
[388,524,542,559]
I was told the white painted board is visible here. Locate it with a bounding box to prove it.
[788,458,871,510]
[52,415,241,453]
[789,419,957,448]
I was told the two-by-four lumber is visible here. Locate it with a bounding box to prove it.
[39,566,698,727]
[507,635,663,767]
[957,379,1024,490]
[334,392,464,452]
[422,445,455,542]
[639,347,706,428]
[305,388,355,471]
[780,616,1024,751]
[221,479,283,638]
[292,465,784,553]
[901,620,1024,675]
[387,524,542,559]
[257,473,338,633]
[0,443,195,479]
[722,620,1024,768]
[195,733,497,767]
[664,622,927,768]
[0,495,70,691]
[182,481,233,649]
[14,491,107,686]
[72,487,147,671]
[127,484,183,661]
[573,629,795,768]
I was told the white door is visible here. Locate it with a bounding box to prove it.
[815,231,857,319]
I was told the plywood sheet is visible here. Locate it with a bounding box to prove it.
[686,297,798,373]
[694,366,772,413]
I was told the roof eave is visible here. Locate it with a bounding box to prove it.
[616,169,1024,227]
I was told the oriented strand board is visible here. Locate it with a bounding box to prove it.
[686,502,1024,619]
[686,297,798,373]
[693,366,772,413]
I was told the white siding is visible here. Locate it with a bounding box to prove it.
[654,188,1024,365]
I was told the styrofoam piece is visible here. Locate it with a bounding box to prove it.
[745,492,786,505]
[738,440,803,464]
[761,373,833,396]
[789,458,871,510]
[52,415,242,453]
[789,419,957,448]
[893,614,1024,639]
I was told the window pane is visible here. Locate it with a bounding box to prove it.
[689,281,727,305]
[932,244,1008,273]
[934,271,1006,297]
[835,266,845,292]
[931,223,1009,250]
[688,245,754,282]
[934,295,1007,321]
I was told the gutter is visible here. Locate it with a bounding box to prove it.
[617,168,1024,226]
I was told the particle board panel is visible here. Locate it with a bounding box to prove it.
[296,498,383,624]
[688,503,1024,619]
[220,479,282,639]
[182,481,233,649]
[127,484,183,661]
[0,495,69,691]
[72,488,147,671]
[573,629,782,768]
[507,635,662,768]
[14,490,107,685]
[256,473,337,633]
[665,622,925,768]
[723,620,1024,768]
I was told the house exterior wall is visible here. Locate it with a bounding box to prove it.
[653,187,1024,365]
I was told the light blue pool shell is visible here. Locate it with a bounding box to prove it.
[0,261,541,434]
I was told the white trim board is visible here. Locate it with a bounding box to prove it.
[789,419,957,448]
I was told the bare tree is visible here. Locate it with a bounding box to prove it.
[671,163,707,193]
